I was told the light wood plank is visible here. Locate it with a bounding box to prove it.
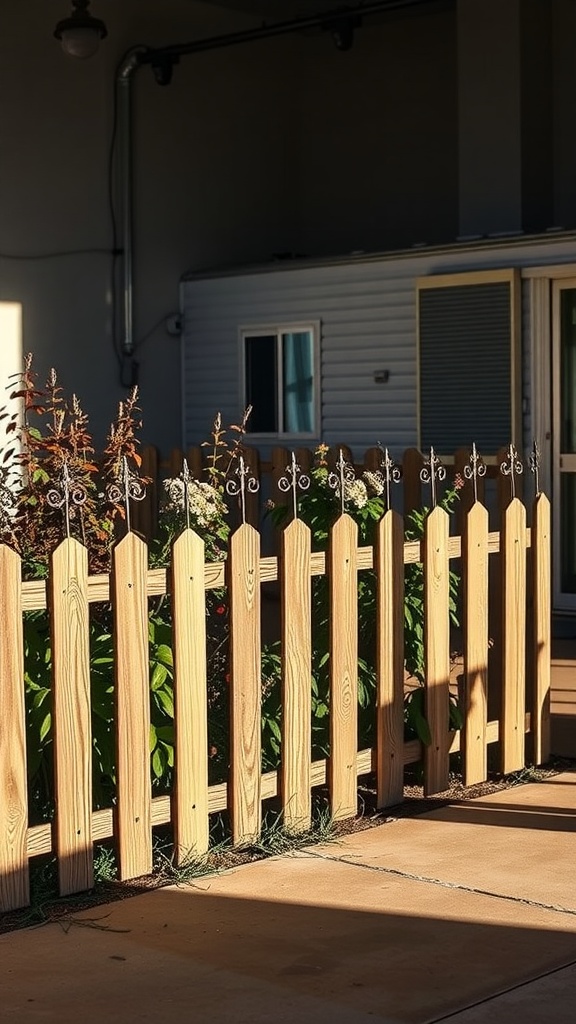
[0,545,29,912]
[172,529,209,861]
[50,539,93,896]
[501,498,527,774]
[113,533,152,880]
[423,506,451,795]
[532,493,551,765]
[402,448,423,517]
[328,514,358,820]
[228,524,261,845]
[280,519,312,832]
[462,503,489,785]
[375,510,405,808]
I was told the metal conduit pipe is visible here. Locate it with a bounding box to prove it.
[115,0,446,364]
[116,47,149,363]
[140,0,444,65]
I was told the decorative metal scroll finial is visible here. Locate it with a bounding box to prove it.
[225,454,260,524]
[500,442,523,500]
[106,455,146,533]
[377,443,402,511]
[528,439,541,497]
[328,448,356,515]
[181,457,191,531]
[420,446,446,509]
[463,442,487,504]
[46,460,88,538]
[277,451,311,520]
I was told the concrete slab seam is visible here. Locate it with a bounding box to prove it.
[422,955,576,1024]
[299,850,576,919]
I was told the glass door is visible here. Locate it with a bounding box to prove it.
[553,281,576,610]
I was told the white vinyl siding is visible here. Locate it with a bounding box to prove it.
[181,235,576,460]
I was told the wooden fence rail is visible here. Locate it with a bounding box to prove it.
[0,492,550,914]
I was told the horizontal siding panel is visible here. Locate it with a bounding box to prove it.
[182,235,575,456]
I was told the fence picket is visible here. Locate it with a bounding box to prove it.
[271,447,291,510]
[50,538,93,895]
[462,502,489,785]
[402,448,423,516]
[281,519,312,831]
[501,498,527,774]
[0,545,28,913]
[229,523,261,844]
[375,510,405,808]
[532,493,551,765]
[133,445,159,540]
[113,533,152,879]
[243,447,260,527]
[424,506,451,795]
[172,529,209,860]
[329,514,358,819]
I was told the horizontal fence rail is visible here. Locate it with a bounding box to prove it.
[0,489,551,914]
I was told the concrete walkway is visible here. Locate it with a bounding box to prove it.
[3,772,576,1023]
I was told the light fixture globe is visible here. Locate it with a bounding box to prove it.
[54,0,108,59]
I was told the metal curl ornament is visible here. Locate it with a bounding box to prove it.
[106,455,146,533]
[500,442,523,500]
[420,446,446,509]
[528,439,541,497]
[46,461,88,539]
[377,443,402,511]
[277,451,311,520]
[328,449,356,515]
[180,457,192,531]
[225,454,260,524]
[463,442,487,504]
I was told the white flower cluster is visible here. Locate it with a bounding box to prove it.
[163,477,225,528]
[342,478,368,509]
[362,470,384,497]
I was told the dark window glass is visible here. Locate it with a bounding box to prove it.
[560,289,576,455]
[245,335,277,432]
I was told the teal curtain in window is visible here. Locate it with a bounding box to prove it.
[282,331,314,433]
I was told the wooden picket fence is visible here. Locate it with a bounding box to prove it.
[0,490,550,915]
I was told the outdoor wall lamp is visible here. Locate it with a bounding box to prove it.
[54,0,108,59]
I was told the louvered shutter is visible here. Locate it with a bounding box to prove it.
[418,270,520,453]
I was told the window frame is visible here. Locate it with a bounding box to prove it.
[238,320,321,440]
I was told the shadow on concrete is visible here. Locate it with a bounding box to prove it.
[2,852,576,1024]
[409,799,576,832]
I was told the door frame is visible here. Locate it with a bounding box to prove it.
[551,277,576,612]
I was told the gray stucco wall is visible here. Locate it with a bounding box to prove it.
[1,1,575,452]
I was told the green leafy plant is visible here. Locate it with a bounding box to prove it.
[6,356,463,820]
[267,445,463,751]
